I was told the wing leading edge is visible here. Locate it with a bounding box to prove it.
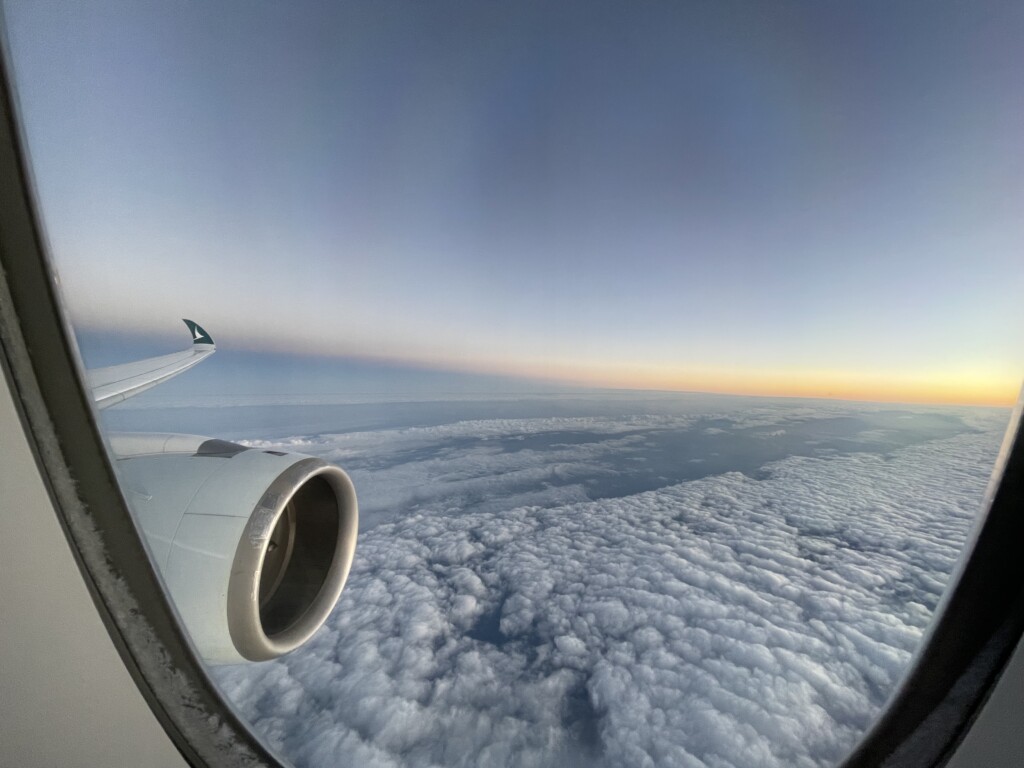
[87,319,216,409]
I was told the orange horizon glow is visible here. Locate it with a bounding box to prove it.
[540,368,1016,407]
[303,345,1021,407]
[440,355,1022,408]
[493,360,1015,409]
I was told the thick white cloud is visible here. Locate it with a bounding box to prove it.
[216,405,1006,768]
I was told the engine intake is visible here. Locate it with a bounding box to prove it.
[227,459,357,661]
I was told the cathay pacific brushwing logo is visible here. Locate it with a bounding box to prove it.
[182,319,215,346]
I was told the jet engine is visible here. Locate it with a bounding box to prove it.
[110,433,358,664]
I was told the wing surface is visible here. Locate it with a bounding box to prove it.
[87,319,216,409]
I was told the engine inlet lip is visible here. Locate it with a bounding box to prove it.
[226,457,358,661]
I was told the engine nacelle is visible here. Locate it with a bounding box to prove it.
[111,434,358,664]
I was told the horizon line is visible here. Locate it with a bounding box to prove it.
[74,321,1021,409]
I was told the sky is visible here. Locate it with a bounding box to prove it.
[3,0,1023,405]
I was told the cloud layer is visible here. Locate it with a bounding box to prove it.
[214,405,1005,768]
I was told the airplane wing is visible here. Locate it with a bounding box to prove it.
[77,317,357,664]
[85,319,216,409]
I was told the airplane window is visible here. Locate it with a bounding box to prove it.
[3,2,1022,767]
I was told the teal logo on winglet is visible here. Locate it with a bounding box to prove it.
[183,319,215,346]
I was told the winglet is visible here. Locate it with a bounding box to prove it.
[183,319,215,346]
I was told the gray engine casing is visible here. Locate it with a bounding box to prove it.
[112,434,358,664]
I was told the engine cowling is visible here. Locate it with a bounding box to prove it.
[110,433,358,664]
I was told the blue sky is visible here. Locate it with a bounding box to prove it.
[4,0,1023,403]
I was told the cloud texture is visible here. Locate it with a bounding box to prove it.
[215,405,1005,768]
